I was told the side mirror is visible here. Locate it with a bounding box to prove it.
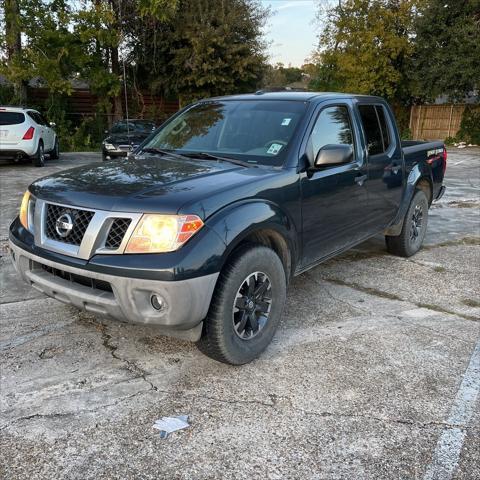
[49,122,56,128]
[313,144,353,168]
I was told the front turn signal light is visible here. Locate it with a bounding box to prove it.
[125,214,204,253]
[19,190,31,229]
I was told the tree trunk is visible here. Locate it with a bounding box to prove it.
[110,45,124,121]
[4,0,27,102]
[109,0,123,122]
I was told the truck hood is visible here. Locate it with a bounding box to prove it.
[30,154,280,217]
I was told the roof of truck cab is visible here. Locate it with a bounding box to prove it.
[205,91,384,102]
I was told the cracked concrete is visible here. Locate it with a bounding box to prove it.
[0,148,479,479]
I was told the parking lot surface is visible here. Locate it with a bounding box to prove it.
[1,150,479,479]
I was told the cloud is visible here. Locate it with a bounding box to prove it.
[275,1,314,11]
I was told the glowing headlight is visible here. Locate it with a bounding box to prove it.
[104,143,115,150]
[125,214,204,253]
[19,190,31,229]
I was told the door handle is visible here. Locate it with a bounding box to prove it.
[355,174,368,186]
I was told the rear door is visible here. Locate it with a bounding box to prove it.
[27,110,45,147]
[300,101,370,266]
[30,111,53,151]
[38,112,55,151]
[356,103,404,230]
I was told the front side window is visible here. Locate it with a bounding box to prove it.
[143,100,308,166]
[310,105,354,161]
[39,113,49,126]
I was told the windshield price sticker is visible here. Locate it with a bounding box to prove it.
[281,118,291,126]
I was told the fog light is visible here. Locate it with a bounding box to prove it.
[151,294,164,311]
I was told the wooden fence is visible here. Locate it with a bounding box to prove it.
[409,104,466,140]
[27,87,180,124]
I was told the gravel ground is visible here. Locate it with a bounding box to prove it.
[0,148,479,480]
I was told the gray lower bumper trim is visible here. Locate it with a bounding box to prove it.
[10,241,218,341]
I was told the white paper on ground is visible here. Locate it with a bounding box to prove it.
[153,415,189,438]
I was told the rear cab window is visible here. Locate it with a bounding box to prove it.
[358,104,392,155]
[0,112,25,126]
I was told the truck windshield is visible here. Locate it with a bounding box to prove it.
[110,121,155,134]
[142,100,307,166]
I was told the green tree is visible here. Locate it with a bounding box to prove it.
[262,63,304,88]
[412,0,480,102]
[2,0,27,101]
[129,0,269,105]
[310,0,417,103]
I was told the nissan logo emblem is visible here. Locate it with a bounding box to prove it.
[55,213,74,238]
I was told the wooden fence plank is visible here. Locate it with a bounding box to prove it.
[27,87,179,123]
[410,104,467,140]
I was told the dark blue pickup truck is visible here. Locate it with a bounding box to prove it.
[10,92,446,364]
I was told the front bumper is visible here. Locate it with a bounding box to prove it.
[9,240,218,341]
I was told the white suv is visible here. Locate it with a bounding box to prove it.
[0,106,59,167]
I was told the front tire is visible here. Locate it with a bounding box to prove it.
[386,189,429,257]
[32,141,45,167]
[198,244,287,365]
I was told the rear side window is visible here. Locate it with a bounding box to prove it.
[375,106,391,151]
[27,111,45,125]
[310,105,354,160]
[0,112,25,126]
[358,105,383,155]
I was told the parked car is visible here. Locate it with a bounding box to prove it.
[102,119,156,161]
[0,106,59,166]
[10,92,446,364]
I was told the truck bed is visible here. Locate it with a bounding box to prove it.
[401,140,446,201]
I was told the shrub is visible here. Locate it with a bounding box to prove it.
[457,106,480,145]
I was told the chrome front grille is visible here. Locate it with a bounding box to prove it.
[45,203,94,245]
[30,199,143,260]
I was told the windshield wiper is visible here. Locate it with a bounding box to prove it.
[140,147,191,162]
[141,148,256,168]
[180,151,257,168]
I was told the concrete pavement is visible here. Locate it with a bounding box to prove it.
[0,149,479,479]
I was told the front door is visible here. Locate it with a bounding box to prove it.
[300,102,370,267]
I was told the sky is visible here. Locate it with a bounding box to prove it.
[261,0,319,67]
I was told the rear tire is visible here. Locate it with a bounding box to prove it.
[50,138,59,160]
[198,244,287,365]
[32,141,45,167]
[385,189,429,257]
